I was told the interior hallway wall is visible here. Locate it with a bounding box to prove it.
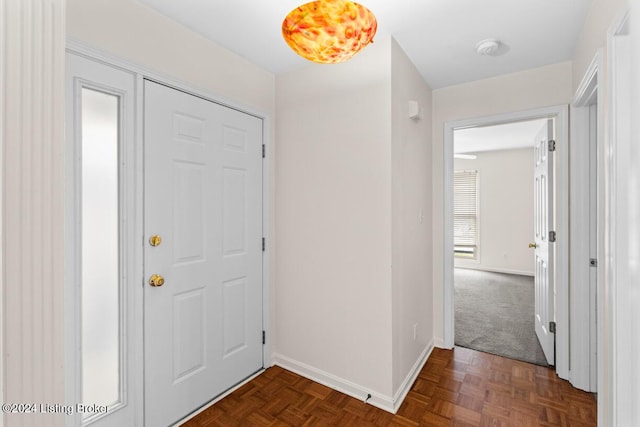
[2,1,66,426]
[275,36,435,408]
[454,148,535,276]
[275,37,394,400]
[390,38,433,396]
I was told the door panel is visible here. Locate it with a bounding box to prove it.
[144,81,263,426]
[533,119,555,365]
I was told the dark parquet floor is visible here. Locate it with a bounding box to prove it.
[181,346,597,426]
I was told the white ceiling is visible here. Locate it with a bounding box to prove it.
[138,0,593,89]
[454,119,547,154]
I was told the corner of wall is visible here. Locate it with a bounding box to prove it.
[389,37,435,397]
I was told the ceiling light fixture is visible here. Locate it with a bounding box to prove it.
[282,0,377,64]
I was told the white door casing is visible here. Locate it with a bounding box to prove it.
[533,119,555,365]
[571,51,602,393]
[144,81,264,426]
[443,106,569,379]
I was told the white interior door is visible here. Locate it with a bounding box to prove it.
[533,119,555,365]
[144,81,264,426]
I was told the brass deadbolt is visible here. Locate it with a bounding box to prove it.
[149,274,165,287]
[149,235,162,247]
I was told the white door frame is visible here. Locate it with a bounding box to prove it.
[443,105,570,380]
[603,9,633,426]
[64,41,272,426]
[570,51,602,393]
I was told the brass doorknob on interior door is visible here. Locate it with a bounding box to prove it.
[149,274,165,287]
[529,243,537,249]
[149,235,162,247]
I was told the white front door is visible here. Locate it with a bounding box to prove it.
[533,119,555,365]
[144,81,264,426]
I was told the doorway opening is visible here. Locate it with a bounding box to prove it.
[452,119,550,366]
[443,105,571,381]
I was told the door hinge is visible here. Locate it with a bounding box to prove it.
[590,258,598,267]
[549,321,556,334]
[262,330,266,345]
[549,231,556,242]
[262,144,266,159]
[262,237,266,252]
[548,140,556,152]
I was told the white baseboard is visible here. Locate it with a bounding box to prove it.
[273,341,434,414]
[455,266,534,277]
[434,337,446,348]
[391,340,434,413]
[272,353,396,413]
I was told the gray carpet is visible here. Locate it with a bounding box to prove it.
[454,268,549,366]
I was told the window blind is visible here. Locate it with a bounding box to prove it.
[454,170,478,250]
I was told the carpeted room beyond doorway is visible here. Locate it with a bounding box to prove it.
[454,268,548,366]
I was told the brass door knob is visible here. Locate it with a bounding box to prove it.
[528,243,537,249]
[149,235,162,247]
[149,274,165,287]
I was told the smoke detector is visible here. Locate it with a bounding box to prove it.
[476,39,501,56]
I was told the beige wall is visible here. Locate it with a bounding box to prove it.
[275,37,394,398]
[390,39,433,394]
[431,61,573,343]
[275,36,435,405]
[66,0,275,113]
[455,148,535,276]
[3,2,66,426]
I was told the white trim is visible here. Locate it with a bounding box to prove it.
[605,9,632,427]
[261,117,272,368]
[65,39,268,121]
[272,354,395,413]
[574,57,599,106]
[0,2,5,425]
[132,75,145,427]
[391,341,434,413]
[570,50,602,393]
[454,266,534,277]
[443,105,570,380]
[272,342,433,414]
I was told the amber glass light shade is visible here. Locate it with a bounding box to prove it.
[282,0,377,64]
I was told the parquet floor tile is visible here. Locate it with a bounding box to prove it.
[181,347,596,426]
